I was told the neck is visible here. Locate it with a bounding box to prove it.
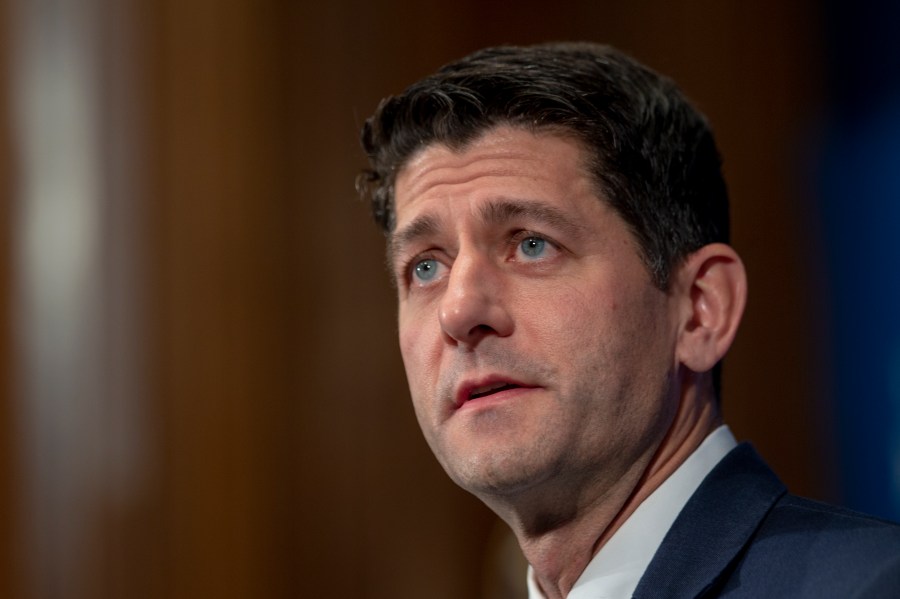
[507,378,721,599]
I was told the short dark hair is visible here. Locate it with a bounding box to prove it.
[357,41,729,290]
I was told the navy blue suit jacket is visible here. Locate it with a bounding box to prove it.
[633,443,900,598]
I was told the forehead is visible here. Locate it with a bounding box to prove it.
[393,126,595,226]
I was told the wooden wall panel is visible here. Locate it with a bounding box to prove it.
[143,1,296,597]
[3,0,828,597]
[1,0,24,594]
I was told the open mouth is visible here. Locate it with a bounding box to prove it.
[468,382,521,400]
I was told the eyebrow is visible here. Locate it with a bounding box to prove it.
[388,213,441,269]
[388,198,586,269]
[478,199,584,237]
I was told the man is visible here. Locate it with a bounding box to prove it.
[357,42,900,598]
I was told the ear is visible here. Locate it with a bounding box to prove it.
[673,243,747,374]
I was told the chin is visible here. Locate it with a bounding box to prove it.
[443,451,551,498]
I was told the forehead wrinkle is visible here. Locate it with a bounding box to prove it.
[399,148,542,201]
[390,196,591,267]
[391,155,543,262]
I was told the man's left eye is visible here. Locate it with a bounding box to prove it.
[519,236,547,258]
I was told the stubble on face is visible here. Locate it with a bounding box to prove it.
[393,126,680,519]
[424,344,561,490]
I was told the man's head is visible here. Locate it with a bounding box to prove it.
[359,42,730,291]
[358,43,745,518]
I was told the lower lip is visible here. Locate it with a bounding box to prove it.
[457,386,537,412]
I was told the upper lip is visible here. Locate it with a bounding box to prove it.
[454,375,536,408]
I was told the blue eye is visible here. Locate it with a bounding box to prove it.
[413,258,440,282]
[520,236,546,258]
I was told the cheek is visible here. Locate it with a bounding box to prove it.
[397,320,417,367]
[549,277,671,384]
[397,297,424,352]
[546,283,620,349]
[398,322,423,385]
[398,323,432,427]
[398,306,441,389]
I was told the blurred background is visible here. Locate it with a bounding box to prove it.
[1,0,899,597]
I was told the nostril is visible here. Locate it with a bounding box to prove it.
[438,266,514,344]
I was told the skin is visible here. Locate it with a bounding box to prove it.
[390,125,743,598]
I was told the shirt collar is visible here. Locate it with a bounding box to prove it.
[527,425,737,599]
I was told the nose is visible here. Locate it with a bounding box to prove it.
[438,253,514,347]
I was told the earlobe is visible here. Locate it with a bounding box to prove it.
[675,243,747,373]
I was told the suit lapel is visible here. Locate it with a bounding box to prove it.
[632,444,787,599]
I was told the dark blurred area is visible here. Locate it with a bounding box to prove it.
[815,0,900,521]
[1,1,897,597]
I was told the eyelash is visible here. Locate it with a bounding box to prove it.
[399,251,441,288]
[509,230,550,254]
[400,230,561,287]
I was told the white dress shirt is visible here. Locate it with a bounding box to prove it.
[527,425,738,599]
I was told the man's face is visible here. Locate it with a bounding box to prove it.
[390,126,682,503]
